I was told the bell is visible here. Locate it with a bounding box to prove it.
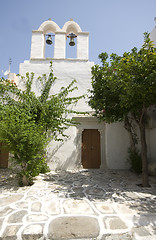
[68,33,77,46]
[69,38,75,46]
[46,35,52,45]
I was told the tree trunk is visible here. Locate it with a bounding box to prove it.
[139,123,149,187]
[124,117,137,151]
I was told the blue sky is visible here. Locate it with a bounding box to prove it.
[0,0,155,76]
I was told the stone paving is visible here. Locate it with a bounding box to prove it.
[0,169,156,239]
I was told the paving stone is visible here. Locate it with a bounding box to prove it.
[48,183,60,190]
[73,180,84,186]
[116,203,138,215]
[132,226,152,236]
[67,192,85,198]
[95,203,114,214]
[31,202,42,212]
[26,214,48,222]
[25,196,37,202]
[138,192,154,198]
[134,214,156,226]
[63,199,94,214]
[8,210,27,223]
[125,192,140,200]
[36,190,48,198]
[0,194,23,207]
[0,207,14,217]
[41,193,57,202]
[27,190,38,196]
[0,218,4,231]
[71,186,84,193]
[15,201,28,209]
[104,217,128,230]
[48,216,100,239]
[22,224,43,240]
[32,181,47,188]
[85,187,105,197]
[133,236,156,240]
[64,180,73,184]
[102,233,132,239]
[44,200,60,215]
[2,225,22,240]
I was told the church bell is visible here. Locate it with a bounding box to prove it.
[67,33,77,46]
[46,35,52,45]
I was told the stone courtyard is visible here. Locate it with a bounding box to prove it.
[0,168,156,239]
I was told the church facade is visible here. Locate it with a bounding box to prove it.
[18,19,156,171]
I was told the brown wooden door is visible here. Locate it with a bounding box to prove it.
[82,129,101,169]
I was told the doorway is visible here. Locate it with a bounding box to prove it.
[81,129,101,169]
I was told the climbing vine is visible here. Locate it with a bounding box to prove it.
[0,62,83,186]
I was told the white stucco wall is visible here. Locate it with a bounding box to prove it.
[30,31,45,59]
[104,121,156,170]
[105,122,130,169]
[77,33,89,60]
[19,59,93,112]
[54,32,66,59]
[146,128,156,162]
[104,121,156,171]
[47,126,79,170]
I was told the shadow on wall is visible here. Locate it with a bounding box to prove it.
[46,129,81,171]
[55,149,80,171]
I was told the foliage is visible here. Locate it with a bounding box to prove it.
[89,33,156,122]
[89,33,156,187]
[0,62,82,186]
[128,148,142,174]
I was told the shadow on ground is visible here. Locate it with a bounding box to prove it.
[1,168,156,219]
[43,169,156,214]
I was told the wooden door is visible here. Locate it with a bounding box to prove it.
[82,129,101,169]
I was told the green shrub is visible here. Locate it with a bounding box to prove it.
[0,62,82,186]
[128,148,142,174]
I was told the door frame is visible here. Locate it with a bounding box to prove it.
[74,116,107,169]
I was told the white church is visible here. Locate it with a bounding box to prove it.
[9,18,156,171]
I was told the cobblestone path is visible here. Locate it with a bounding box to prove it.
[0,169,156,239]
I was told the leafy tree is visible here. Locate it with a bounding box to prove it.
[0,62,83,186]
[89,33,156,187]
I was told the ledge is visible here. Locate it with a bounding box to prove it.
[30,58,89,62]
[73,114,105,124]
[78,32,89,36]
[32,30,43,34]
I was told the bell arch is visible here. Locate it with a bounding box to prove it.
[30,19,60,59]
[62,20,82,35]
[63,20,87,59]
[39,19,61,58]
[38,19,60,34]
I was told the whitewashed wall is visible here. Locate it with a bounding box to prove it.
[105,122,130,169]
